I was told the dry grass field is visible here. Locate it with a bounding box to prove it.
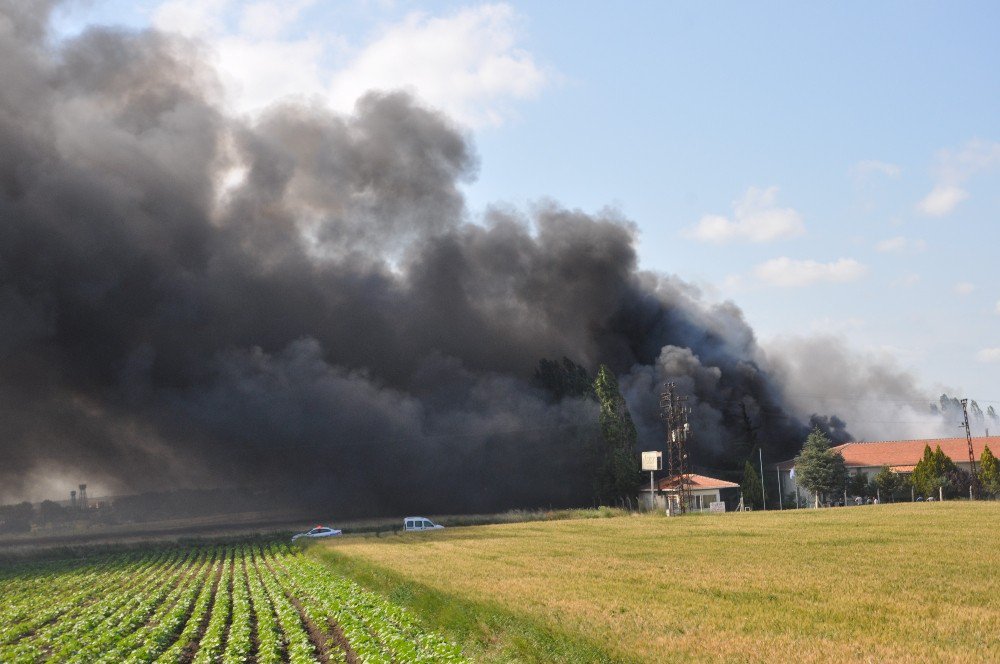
[315,502,1000,663]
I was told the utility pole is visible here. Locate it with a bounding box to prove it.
[776,466,783,510]
[758,447,766,510]
[660,382,691,514]
[960,399,977,500]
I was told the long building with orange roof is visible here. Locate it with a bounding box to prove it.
[775,436,999,501]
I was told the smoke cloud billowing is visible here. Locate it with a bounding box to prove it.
[0,3,953,511]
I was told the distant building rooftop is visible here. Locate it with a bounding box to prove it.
[775,436,999,471]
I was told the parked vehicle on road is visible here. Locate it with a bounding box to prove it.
[404,516,443,532]
[291,525,342,541]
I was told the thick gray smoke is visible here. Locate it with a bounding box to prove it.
[0,3,935,511]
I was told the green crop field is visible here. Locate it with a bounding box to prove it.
[315,502,1000,663]
[0,541,463,663]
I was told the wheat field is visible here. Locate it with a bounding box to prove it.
[316,502,1000,663]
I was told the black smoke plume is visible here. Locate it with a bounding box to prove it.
[2,2,856,512]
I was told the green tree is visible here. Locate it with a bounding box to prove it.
[978,445,1000,497]
[847,471,869,498]
[794,428,847,507]
[741,460,764,509]
[910,444,935,497]
[0,501,34,534]
[911,444,958,498]
[945,467,972,499]
[592,365,640,506]
[38,500,65,524]
[874,466,903,502]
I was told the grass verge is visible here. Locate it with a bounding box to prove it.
[311,547,628,663]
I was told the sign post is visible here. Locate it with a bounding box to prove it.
[641,451,663,511]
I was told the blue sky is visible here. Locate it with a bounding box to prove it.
[53,1,1000,408]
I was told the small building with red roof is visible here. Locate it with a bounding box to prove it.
[640,473,740,512]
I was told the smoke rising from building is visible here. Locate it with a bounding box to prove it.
[0,3,953,510]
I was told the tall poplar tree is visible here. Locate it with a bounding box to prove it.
[912,444,957,498]
[741,460,763,509]
[593,365,640,505]
[979,445,1000,497]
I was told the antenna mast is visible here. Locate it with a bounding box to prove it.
[960,399,977,499]
[660,382,691,513]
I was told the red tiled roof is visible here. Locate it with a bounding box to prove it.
[775,436,999,470]
[642,473,740,492]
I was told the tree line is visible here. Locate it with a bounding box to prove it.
[790,429,1000,505]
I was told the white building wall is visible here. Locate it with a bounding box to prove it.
[688,489,720,511]
[779,459,978,505]
[640,489,724,512]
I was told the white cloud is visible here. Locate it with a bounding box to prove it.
[939,140,1000,182]
[153,0,336,115]
[954,282,975,296]
[216,35,331,113]
[852,159,900,178]
[330,4,548,127]
[976,348,1000,363]
[875,236,926,253]
[239,0,315,39]
[153,0,231,36]
[684,186,804,243]
[916,140,1000,216]
[916,184,968,217]
[890,273,921,288]
[151,2,549,127]
[753,257,868,287]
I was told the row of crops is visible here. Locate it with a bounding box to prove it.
[0,541,466,663]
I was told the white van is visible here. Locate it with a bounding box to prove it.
[403,516,444,532]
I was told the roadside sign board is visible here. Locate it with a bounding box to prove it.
[641,451,662,471]
[710,501,726,513]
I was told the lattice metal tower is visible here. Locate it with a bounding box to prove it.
[960,399,978,499]
[660,382,691,513]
